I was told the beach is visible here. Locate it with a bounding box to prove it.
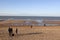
[0,26,60,40]
[0,20,60,40]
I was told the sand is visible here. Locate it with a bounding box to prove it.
[0,26,60,40]
[0,20,60,40]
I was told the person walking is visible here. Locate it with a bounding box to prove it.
[31,25,33,28]
[16,28,18,34]
[8,27,13,36]
[44,24,46,26]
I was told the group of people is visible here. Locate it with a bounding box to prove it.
[8,27,18,36]
[8,25,33,37]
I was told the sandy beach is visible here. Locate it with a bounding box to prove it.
[0,20,60,40]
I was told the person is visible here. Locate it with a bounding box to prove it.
[44,24,46,26]
[31,25,33,28]
[8,27,13,36]
[16,28,18,34]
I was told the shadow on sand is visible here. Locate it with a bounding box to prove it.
[18,32,43,36]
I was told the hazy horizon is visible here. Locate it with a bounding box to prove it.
[0,0,60,16]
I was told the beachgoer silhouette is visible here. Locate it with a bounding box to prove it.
[16,28,18,34]
[44,24,46,26]
[8,27,13,36]
[31,25,33,28]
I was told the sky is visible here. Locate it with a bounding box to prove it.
[0,0,60,16]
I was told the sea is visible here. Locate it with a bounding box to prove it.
[0,16,60,20]
[0,16,60,26]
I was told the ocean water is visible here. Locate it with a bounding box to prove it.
[0,16,60,26]
[0,16,60,23]
[0,16,60,20]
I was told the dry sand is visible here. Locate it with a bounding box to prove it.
[0,20,60,40]
[0,26,60,40]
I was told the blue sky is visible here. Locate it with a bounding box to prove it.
[0,0,60,16]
